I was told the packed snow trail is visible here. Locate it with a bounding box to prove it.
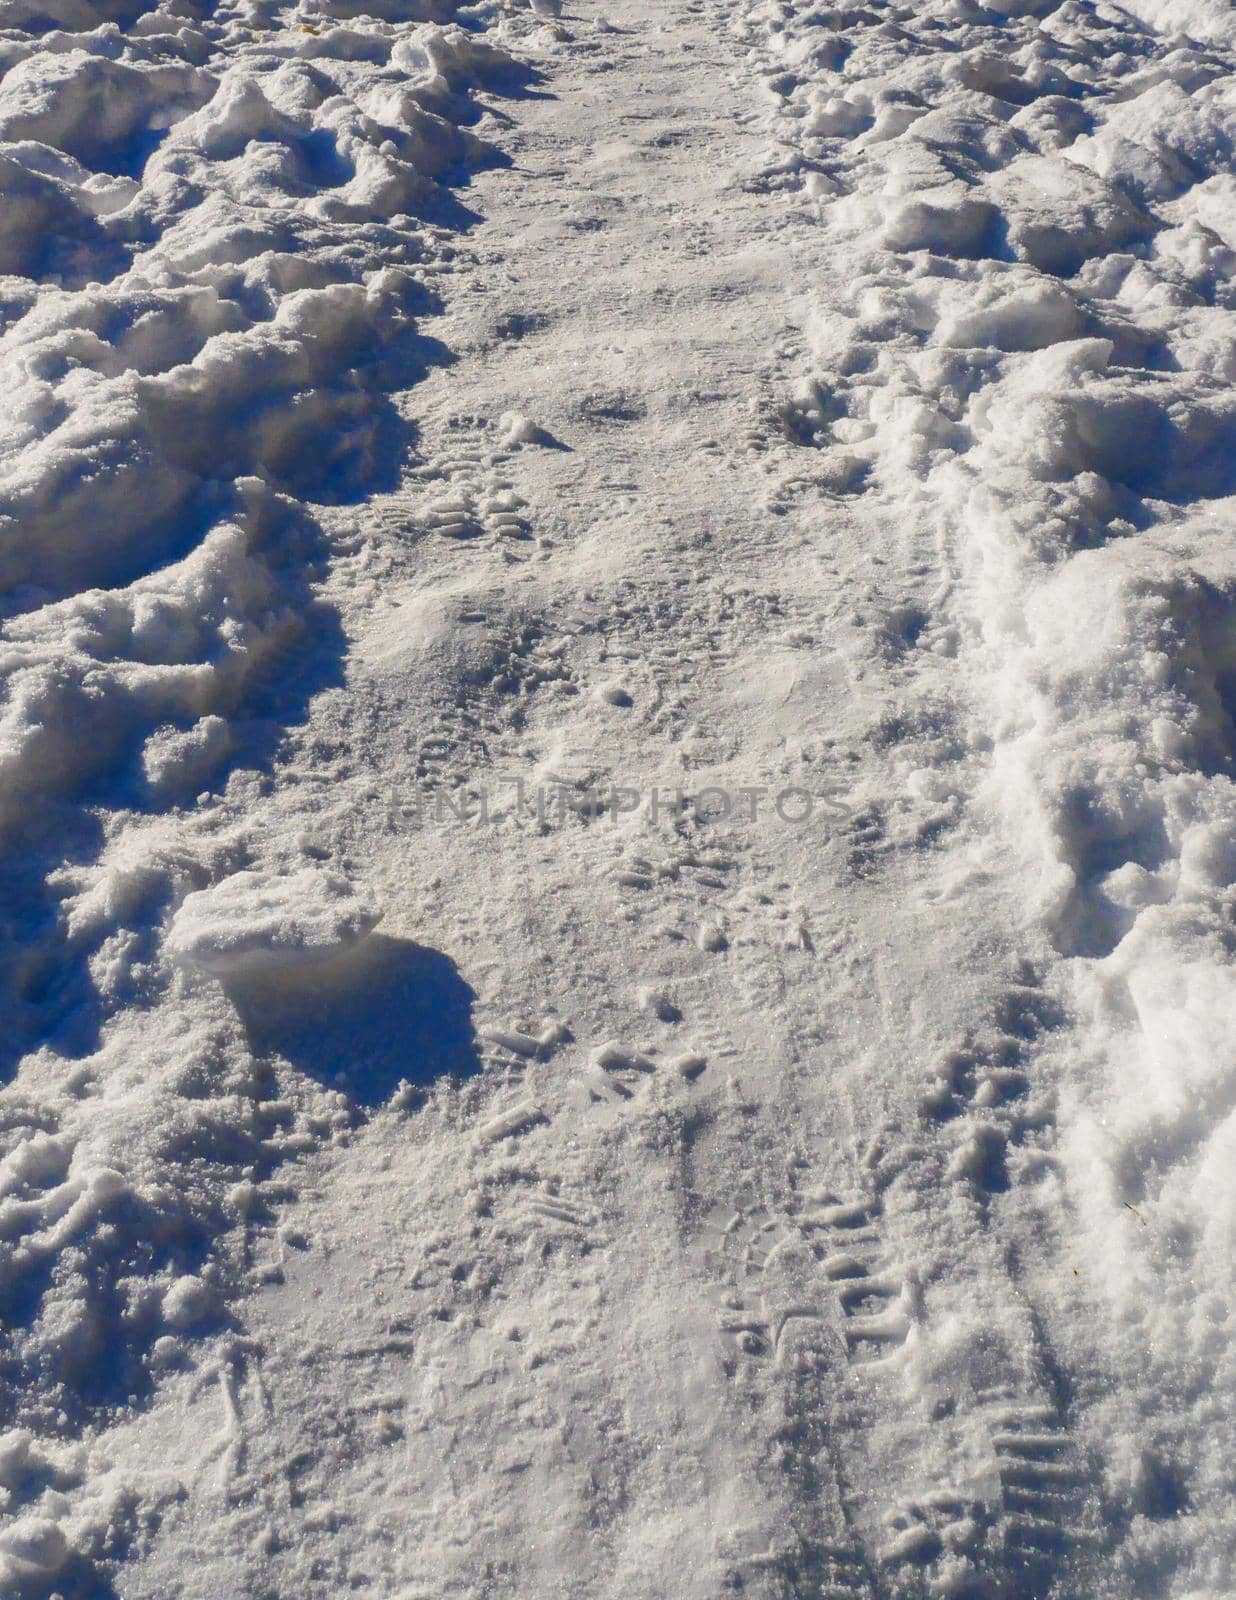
[0,0,1234,1594]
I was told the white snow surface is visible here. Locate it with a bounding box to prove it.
[0,0,1234,1591]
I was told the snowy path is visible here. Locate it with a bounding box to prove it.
[0,0,1234,1593]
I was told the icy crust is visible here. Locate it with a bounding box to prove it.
[733,0,1236,1581]
[0,0,520,1581]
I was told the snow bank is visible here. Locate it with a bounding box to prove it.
[0,0,525,1576]
[735,0,1236,1565]
[0,1,521,956]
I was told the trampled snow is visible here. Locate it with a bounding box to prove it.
[0,0,1234,1591]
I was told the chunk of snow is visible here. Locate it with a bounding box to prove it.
[167,868,379,979]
